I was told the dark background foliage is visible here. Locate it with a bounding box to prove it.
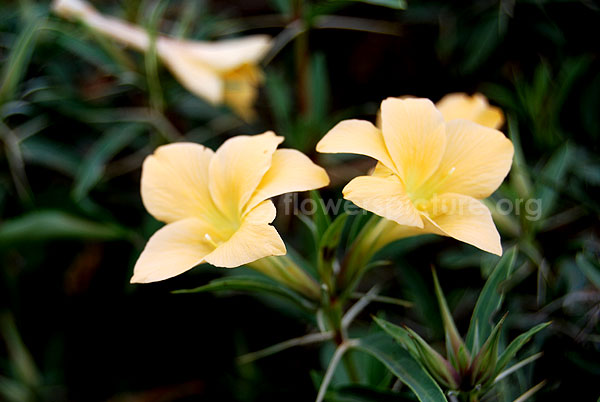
[1,0,599,401]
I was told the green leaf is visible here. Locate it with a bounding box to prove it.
[494,322,550,376]
[404,327,460,389]
[349,0,407,10]
[21,136,81,176]
[0,313,40,388]
[172,276,315,311]
[465,247,517,352]
[355,334,448,402]
[311,190,333,242]
[265,70,293,140]
[72,123,145,200]
[534,143,573,224]
[372,316,418,357]
[0,210,129,245]
[470,314,506,386]
[575,252,600,289]
[318,213,348,290]
[319,213,348,258]
[0,16,45,103]
[432,268,469,372]
[308,52,330,134]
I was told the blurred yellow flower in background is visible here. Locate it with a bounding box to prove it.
[52,0,272,120]
[131,132,329,283]
[317,97,513,255]
[436,92,504,129]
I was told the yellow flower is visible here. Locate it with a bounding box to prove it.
[131,132,329,283]
[436,93,504,129]
[52,0,271,120]
[317,97,513,255]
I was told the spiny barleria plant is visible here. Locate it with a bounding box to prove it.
[374,249,550,401]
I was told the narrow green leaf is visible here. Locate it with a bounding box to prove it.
[319,213,348,256]
[318,212,348,291]
[432,268,469,371]
[172,276,315,311]
[372,316,418,357]
[404,327,460,389]
[471,314,506,386]
[575,252,600,289]
[311,190,332,241]
[0,210,129,245]
[495,322,550,376]
[355,334,448,402]
[72,123,145,200]
[465,247,517,351]
[534,143,573,223]
[21,136,81,177]
[350,0,407,10]
[0,313,40,388]
[0,16,45,103]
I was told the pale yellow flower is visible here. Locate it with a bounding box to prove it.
[52,0,271,120]
[317,97,513,255]
[436,93,504,129]
[131,132,329,283]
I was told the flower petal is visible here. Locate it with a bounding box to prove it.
[426,119,514,199]
[343,175,423,228]
[316,119,397,173]
[131,218,214,283]
[209,131,283,220]
[380,98,446,188]
[246,149,330,211]
[223,64,263,120]
[141,142,218,224]
[167,35,272,72]
[204,201,286,267]
[424,193,502,255]
[436,93,504,129]
[158,42,224,104]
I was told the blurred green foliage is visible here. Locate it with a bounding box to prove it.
[1,0,599,401]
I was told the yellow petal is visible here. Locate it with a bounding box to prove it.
[223,64,263,120]
[371,162,395,178]
[316,119,397,173]
[343,175,423,228]
[246,149,330,211]
[169,35,272,72]
[209,131,283,220]
[158,42,224,104]
[204,201,286,267]
[141,142,219,224]
[436,93,504,129]
[425,119,514,199]
[424,193,502,255]
[243,199,277,224]
[131,218,214,283]
[380,98,446,189]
